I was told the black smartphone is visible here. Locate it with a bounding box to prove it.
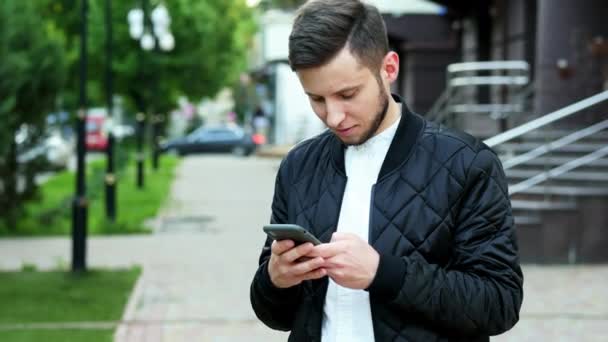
[263,224,321,246]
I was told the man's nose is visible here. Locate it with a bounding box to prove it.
[325,101,345,129]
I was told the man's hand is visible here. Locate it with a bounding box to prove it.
[268,240,327,288]
[309,232,379,290]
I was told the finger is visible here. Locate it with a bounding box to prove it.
[282,242,315,263]
[271,239,295,255]
[297,267,327,282]
[291,257,325,275]
[322,255,343,269]
[308,241,348,258]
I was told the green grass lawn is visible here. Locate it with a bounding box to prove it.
[0,268,141,342]
[0,152,180,236]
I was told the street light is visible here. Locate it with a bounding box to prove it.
[127,2,174,175]
[72,0,89,272]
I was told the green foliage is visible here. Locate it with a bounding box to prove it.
[0,0,257,231]
[260,0,306,10]
[0,1,67,122]
[0,0,67,229]
[41,0,258,116]
[36,0,82,110]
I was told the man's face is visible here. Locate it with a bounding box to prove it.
[296,48,391,146]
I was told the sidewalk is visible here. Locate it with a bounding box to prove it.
[112,155,288,341]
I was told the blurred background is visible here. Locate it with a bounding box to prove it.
[0,0,607,341]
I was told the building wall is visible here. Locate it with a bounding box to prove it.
[534,0,608,124]
[385,14,459,114]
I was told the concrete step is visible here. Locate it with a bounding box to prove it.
[521,129,608,141]
[506,169,608,182]
[513,215,542,226]
[500,156,608,168]
[511,199,578,211]
[511,185,608,196]
[496,142,607,153]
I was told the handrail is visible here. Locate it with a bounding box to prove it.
[447,61,529,73]
[449,76,529,87]
[428,60,531,124]
[502,119,608,169]
[450,104,523,113]
[484,90,608,147]
[509,145,608,194]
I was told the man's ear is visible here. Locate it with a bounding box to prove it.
[381,51,400,83]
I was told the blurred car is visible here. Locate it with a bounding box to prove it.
[159,125,260,156]
[44,131,73,169]
[112,124,135,140]
[17,129,73,170]
[86,115,108,151]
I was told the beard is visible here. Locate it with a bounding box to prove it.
[343,85,390,146]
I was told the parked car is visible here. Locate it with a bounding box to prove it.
[159,125,260,156]
[86,115,108,151]
[17,129,74,170]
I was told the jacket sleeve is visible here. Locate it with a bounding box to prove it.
[367,147,523,336]
[250,157,303,331]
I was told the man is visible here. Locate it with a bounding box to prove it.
[250,1,523,341]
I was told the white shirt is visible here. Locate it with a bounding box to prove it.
[321,115,401,342]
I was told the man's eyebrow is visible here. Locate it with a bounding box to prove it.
[305,86,359,98]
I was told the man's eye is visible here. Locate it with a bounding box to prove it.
[341,93,355,100]
[311,97,324,103]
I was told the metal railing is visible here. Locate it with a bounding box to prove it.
[509,145,608,194]
[484,90,608,195]
[501,120,608,170]
[484,90,608,147]
[428,60,531,124]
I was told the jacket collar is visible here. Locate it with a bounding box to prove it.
[329,94,425,180]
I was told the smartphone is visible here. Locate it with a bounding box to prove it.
[263,224,321,246]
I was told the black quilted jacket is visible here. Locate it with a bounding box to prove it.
[250,99,523,342]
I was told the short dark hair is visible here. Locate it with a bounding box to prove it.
[288,0,389,72]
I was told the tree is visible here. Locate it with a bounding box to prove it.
[41,0,257,118]
[0,1,67,230]
[260,0,306,10]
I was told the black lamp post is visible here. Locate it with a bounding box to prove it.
[136,112,146,188]
[72,0,89,272]
[105,0,117,220]
[152,114,163,170]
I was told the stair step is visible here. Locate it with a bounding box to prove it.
[522,130,608,141]
[511,199,578,211]
[511,185,608,196]
[500,156,608,167]
[506,169,608,182]
[514,215,542,226]
[496,142,607,153]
